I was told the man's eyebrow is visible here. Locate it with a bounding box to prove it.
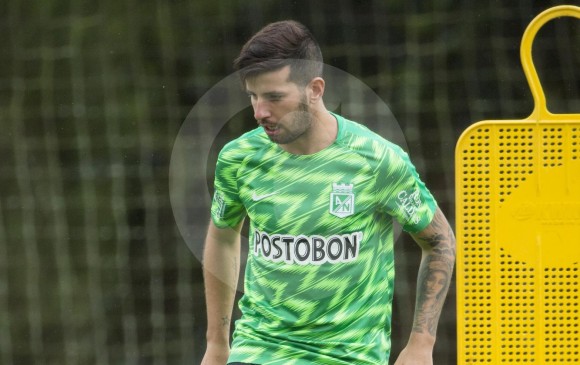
[264,91,285,97]
[246,91,286,98]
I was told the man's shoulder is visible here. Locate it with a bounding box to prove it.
[219,127,268,160]
[337,115,406,157]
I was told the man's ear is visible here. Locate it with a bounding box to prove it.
[307,77,325,104]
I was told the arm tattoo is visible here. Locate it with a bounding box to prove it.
[412,209,456,337]
[221,315,230,328]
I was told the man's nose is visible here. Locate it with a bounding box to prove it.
[253,100,271,121]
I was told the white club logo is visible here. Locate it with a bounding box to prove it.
[330,183,355,218]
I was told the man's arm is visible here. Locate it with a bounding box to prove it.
[394,207,456,365]
[201,219,244,365]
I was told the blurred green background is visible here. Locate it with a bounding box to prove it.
[1,0,578,364]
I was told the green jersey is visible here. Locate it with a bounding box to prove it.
[210,113,437,365]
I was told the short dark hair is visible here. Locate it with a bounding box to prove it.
[233,20,323,86]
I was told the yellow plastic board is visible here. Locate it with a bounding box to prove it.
[455,6,580,364]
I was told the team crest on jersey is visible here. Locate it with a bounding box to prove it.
[330,183,355,218]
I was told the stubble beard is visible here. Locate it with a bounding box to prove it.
[268,96,312,145]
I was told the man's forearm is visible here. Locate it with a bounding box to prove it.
[203,222,242,345]
[411,208,456,338]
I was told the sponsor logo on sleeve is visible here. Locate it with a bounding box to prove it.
[212,191,226,219]
[397,187,422,224]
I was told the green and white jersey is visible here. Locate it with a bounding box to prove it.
[211,113,437,365]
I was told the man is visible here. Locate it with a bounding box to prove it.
[202,20,455,365]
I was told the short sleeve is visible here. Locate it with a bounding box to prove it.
[210,146,246,228]
[376,146,437,233]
